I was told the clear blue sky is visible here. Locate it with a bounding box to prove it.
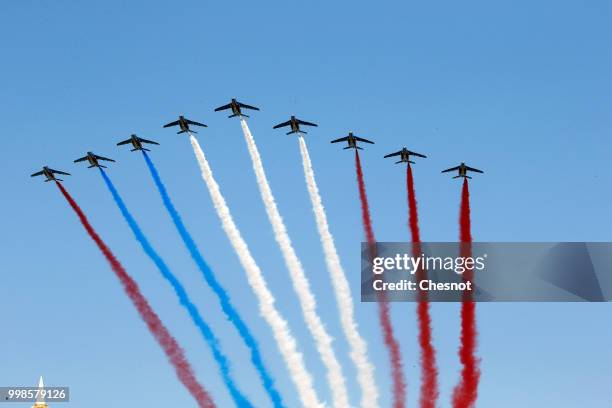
[2,1,611,407]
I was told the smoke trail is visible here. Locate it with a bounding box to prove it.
[188,134,323,408]
[406,165,439,408]
[355,150,407,408]
[459,179,473,244]
[54,181,215,408]
[406,165,422,243]
[240,119,349,408]
[452,178,480,408]
[298,136,379,408]
[140,151,284,408]
[98,168,252,408]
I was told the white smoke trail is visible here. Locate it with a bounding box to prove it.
[298,136,380,408]
[239,119,350,408]
[189,134,324,408]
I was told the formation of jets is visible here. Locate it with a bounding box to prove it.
[31,98,483,181]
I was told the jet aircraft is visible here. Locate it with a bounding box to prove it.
[117,134,159,151]
[384,147,427,164]
[214,98,259,118]
[273,116,318,135]
[330,132,374,150]
[31,166,71,182]
[163,116,207,134]
[441,162,484,179]
[74,152,115,168]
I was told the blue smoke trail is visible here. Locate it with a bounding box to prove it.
[140,151,285,408]
[99,168,253,408]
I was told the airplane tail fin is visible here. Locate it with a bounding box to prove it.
[409,160,415,164]
[178,130,196,135]
[356,146,363,150]
[100,165,107,169]
[142,148,150,152]
[453,175,461,179]
[228,114,238,118]
[229,113,248,118]
[343,146,352,150]
[286,130,296,135]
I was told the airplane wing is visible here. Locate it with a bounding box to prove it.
[139,137,159,145]
[74,156,88,163]
[117,139,132,146]
[297,119,318,127]
[330,136,349,143]
[50,168,71,175]
[441,166,460,173]
[384,151,401,158]
[408,150,427,158]
[31,170,44,177]
[94,155,115,162]
[214,103,232,112]
[273,120,292,129]
[466,166,483,173]
[354,136,374,144]
[163,120,180,128]
[186,119,207,127]
[238,102,260,111]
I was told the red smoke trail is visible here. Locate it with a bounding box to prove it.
[355,150,406,408]
[406,165,439,408]
[55,182,216,408]
[452,179,480,408]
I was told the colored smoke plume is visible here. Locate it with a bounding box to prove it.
[299,136,379,408]
[141,151,284,408]
[355,150,407,408]
[240,119,345,408]
[189,134,320,407]
[55,181,215,408]
[406,164,439,408]
[99,168,252,407]
[452,178,481,408]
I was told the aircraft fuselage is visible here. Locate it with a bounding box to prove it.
[399,148,417,162]
[346,134,358,148]
[230,99,242,116]
[130,136,143,150]
[86,155,100,167]
[178,116,189,132]
[43,167,56,181]
[290,116,300,133]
